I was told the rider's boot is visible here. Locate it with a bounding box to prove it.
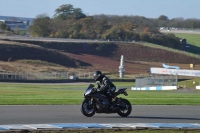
[113,97,120,105]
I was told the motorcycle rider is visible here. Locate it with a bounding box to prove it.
[93,71,117,105]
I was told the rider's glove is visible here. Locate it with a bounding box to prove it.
[99,86,105,91]
[94,88,98,92]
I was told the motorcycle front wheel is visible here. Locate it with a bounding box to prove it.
[81,98,95,117]
[117,98,132,117]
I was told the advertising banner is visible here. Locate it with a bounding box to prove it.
[150,68,200,77]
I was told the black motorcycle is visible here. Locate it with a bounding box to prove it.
[81,84,132,117]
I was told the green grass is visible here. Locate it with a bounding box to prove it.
[178,78,200,88]
[174,33,200,47]
[140,42,200,58]
[1,82,200,105]
[13,30,27,36]
[140,33,200,58]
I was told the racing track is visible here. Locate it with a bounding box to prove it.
[0,105,200,125]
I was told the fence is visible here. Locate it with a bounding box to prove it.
[160,27,200,31]
[0,71,95,80]
[135,75,178,88]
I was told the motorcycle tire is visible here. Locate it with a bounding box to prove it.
[81,98,95,117]
[117,98,132,117]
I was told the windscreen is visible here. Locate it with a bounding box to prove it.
[87,84,94,89]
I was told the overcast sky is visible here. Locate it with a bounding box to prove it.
[0,0,200,19]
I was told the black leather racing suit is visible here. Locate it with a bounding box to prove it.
[96,75,116,101]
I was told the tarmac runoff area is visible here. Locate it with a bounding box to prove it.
[0,105,200,131]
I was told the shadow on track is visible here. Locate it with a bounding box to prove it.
[94,116,200,121]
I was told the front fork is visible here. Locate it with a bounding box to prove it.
[89,98,93,104]
[87,98,93,109]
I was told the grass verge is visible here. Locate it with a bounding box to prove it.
[0,82,200,105]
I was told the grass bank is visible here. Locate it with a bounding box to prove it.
[174,33,200,47]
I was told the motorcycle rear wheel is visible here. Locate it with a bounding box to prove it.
[81,99,95,117]
[117,99,132,117]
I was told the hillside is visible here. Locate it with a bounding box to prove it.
[0,39,200,76]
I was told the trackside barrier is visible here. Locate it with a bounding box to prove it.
[196,86,200,90]
[135,75,177,88]
[131,86,177,90]
[0,123,200,131]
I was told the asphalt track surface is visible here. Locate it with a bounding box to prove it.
[0,105,200,125]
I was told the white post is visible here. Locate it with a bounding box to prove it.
[119,55,125,78]
[66,72,68,79]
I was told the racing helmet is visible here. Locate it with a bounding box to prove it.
[93,71,102,81]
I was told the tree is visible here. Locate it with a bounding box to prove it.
[158,15,169,21]
[54,4,86,20]
[79,17,97,39]
[92,16,111,39]
[102,26,125,40]
[73,8,87,20]
[140,33,150,41]
[0,22,10,31]
[30,14,51,37]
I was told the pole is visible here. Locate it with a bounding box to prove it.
[119,55,125,78]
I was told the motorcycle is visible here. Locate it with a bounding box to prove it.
[81,84,132,117]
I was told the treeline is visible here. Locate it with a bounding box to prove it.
[29,4,200,50]
[0,21,11,31]
[102,15,200,29]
